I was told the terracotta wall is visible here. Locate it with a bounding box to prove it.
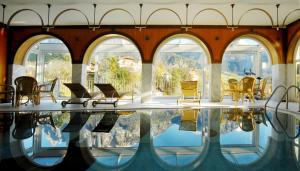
[7,23,298,65]
[0,26,7,84]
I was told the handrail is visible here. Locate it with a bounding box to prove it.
[274,85,300,139]
[264,85,286,109]
[264,85,287,134]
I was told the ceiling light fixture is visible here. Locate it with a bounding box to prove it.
[1,4,6,24]
[136,3,145,31]
[46,4,51,31]
[182,3,191,31]
[228,4,237,31]
[92,3,97,31]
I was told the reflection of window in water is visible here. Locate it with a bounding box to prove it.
[80,112,140,167]
[220,108,272,165]
[151,109,207,166]
[21,112,70,166]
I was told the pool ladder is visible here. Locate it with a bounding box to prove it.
[264,85,300,139]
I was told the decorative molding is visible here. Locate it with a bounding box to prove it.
[237,8,274,26]
[145,8,183,26]
[192,8,229,27]
[52,8,90,27]
[98,8,136,27]
[7,9,44,27]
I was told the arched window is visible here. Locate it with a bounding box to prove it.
[86,35,142,99]
[23,38,72,97]
[222,38,272,99]
[153,35,210,97]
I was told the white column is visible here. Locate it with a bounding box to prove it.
[271,64,286,101]
[272,64,286,89]
[72,64,87,85]
[286,63,297,101]
[141,63,152,103]
[209,63,221,102]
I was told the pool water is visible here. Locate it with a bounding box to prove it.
[0,108,299,171]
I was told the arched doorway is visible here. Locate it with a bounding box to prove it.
[84,34,142,100]
[153,34,211,98]
[221,37,273,100]
[13,35,72,98]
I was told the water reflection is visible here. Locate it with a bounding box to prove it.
[152,109,207,166]
[17,112,70,167]
[80,111,140,167]
[221,108,271,165]
[0,108,299,170]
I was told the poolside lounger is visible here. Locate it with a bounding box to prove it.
[61,83,99,107]
[92,83,129,107]
[92,111,119,133]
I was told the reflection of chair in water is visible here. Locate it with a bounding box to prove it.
[15,76,40,106]
[239,111,255,132]
[0,84,15,106]
[93,83,131,107]
[92,111,119,133]
[38,78,58,103]
[179,109,199,131]
[12,112,55,139]
[13,112,37,140]
[177,81,201,105]
[222,108,243,124]
[61,83,99,107]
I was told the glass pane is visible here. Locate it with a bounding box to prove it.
[87,37,142,97]
[221,38,272,100]
[153,37,209,97]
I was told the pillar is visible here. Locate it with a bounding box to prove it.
[141,63,152,103]
[72,64,87,85]
[209,63,222,102]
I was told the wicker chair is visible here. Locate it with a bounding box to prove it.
[0,84,15,106]
[38,78,58,103]
[15,76,40,106]
[240,76,256,102]
[222,79,240,101]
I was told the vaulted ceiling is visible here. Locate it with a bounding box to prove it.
[0,0,299,27]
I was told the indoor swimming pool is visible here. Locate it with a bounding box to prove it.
[0,108,299,171]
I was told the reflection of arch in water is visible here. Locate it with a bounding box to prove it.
[150,109,208,169]
[10,112,70,169]
[79,111,140,170]
[220,108,272,166]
